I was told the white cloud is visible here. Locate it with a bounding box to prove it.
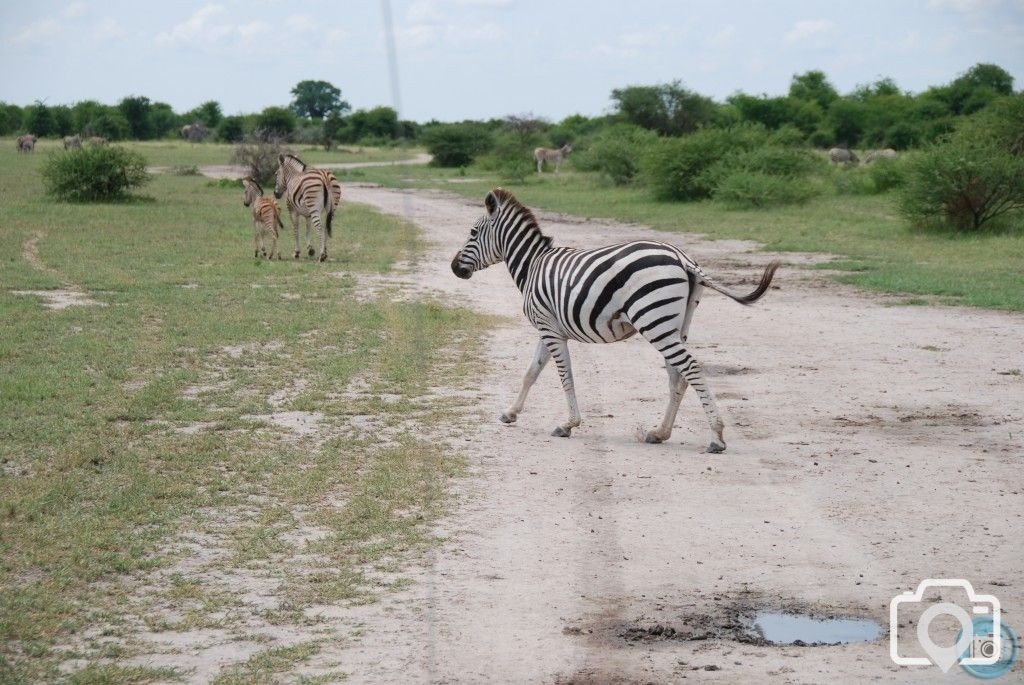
[928,0,1001,10]
[285,13,316,33]
[156,4,232,45]
[62,2,87,19]
[11,19,63,45]
[784,19,836,43]
[92,17,126,40]
[707,25,736,46]
[452,0,514,7]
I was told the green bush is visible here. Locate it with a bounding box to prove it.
[713,171,817,208]
[705,146,821,187]
[639,124,769,201]
[832,167,878,196]
[41,145,150,201]
[422,123,494,167]
[900,133,1024,231]
[573,124,658,185]
[866,156,907,192]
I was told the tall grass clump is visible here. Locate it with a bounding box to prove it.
[40,145,149,201]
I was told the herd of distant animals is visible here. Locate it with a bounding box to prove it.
[828,146,897,165]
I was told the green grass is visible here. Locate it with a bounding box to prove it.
[0,139,485,682]
[349,163,1024,311]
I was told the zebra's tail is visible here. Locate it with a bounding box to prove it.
[700,260,781,305]
[323,180,333,238]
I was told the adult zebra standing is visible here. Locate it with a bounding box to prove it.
[274,154,341,262]
[533,143,572,173]
[451,189,779,453]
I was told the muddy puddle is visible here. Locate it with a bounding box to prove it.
[740,611,882,646]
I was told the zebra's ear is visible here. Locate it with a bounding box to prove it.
[485,190,499,216]
[278,154,285,164]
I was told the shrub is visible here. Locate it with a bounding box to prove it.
[832,167,878,196]
[216,116,245,143]
[705,146,821,188]
[639,124,769,201]
[713,171,817,208]
[41,145,150,201]
[866,156,907,192]
[255,107,296,139]
[231,132,288,185]
[573,124,658,185]
[900,134,1024,231]
[422,123,494,167]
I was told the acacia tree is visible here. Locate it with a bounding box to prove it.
[290,80,350,120]
[611,81,716,136]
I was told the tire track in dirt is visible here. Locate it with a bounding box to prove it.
[324,183,1024,683]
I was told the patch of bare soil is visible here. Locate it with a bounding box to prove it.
[15,232,106,309]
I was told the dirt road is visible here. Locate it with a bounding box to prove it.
[329,184,1023,683]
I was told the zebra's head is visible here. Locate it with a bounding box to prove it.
[242,178,262,207]
[451,190,508,280]
[274,154,305,199]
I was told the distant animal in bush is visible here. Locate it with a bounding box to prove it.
[242,177,283,260]
[828,148,859,165]
[274,153,341,262]
[63,135,82,150]
[180,123,210,143]
[451,188,780,453]
[534,143,572,173]
[87,136,108,146]
[864,149,897,165]
[16,135,37,153]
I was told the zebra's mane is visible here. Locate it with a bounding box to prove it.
[282,153,307,170]
[244,177,264,195]
[492,188,554,248]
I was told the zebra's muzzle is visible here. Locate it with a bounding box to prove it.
[451,256,472,280]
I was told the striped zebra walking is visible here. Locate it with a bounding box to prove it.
[274,154,341,262]
[451,189,780,453]
[534,143,572,173]
[242,177,283,259]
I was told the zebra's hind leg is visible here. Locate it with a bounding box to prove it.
[290,209,302,259]
[543,335,581,437]
[500,339,551,424]
[305,216,315,257]
[645,363,689,444]
[671,349,725,453]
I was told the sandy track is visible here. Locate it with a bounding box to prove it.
[322,185,1024,683]
[149,153,433,180]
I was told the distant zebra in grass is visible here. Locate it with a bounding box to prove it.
[274,154,341,262]
[16,135,37,153]
[451,188,779,453]
[87,136,108,146]
[63,135,82,150]
[243,177,284,260]
[534,143,572,173]
[828,147,858,165]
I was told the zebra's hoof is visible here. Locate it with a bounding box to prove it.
[499,412,517,424]
[644,431,665,444]
[318,253,327,263]
[293,251,300,259]
[551,426,571,438]
[308,247,316,257]
[707,441,726,454]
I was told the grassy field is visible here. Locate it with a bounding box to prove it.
[344,163,1024,311]
[0,142,485,682]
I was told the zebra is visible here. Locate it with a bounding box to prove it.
[87,136,108,146]
[63,135,82,150]
[450,188,780,453]
[16,135,37,153]
[274,154,342,262]
[828,147,859,165]
[863,148,897,165]
[534,143,572,173]
[242,177,284,259]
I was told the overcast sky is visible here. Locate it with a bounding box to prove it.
[1,0,1023,122]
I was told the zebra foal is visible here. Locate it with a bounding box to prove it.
[242,178,283,259]
[451,189,779,453]
[274,154,341,262]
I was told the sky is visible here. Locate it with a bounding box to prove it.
[1,0,1023,122]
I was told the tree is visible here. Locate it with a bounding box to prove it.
[216,116,245,143]
[0,103,23,135]
[50,105,75,136]
[290,80,350,120]
[611,81,716,136]
[728,94,822,134]
[255,106,296,138]
[789,70,838,110]
[26,102,54,137]
[118,95,153,139]
[187,100,222,128]
[149,102,179,138]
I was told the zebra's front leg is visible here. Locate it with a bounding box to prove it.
[536,159,543,174]
[290,209,302,259]
[645,364,689,444]
[253,222,261,259]
[544,336,581,437]
[500,339,551,424]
